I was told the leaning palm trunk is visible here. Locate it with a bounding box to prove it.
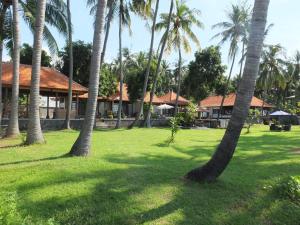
[174,47,182,116]
[185,0,270,182]
[69,0,106,156]
[100,0,115,67]
[129,0,160,129]
[64,0,74,129]
[0,4,9,132]
[145,0,174,128]
[26,0,47,144]
[115,2,124,129]
[6,0,21,137]
[217,51,236,122]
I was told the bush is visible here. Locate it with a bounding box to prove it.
[273,176,300,203]
[167,114,183,145]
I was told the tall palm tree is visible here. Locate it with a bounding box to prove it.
[0,1,11,131]
[129,0,160,128]
[87,0,116,66]
[144,0,173,128]
[69,0,106,156]
[26,0,48,144]
[185,0,270,182]
[115,0,131,129]
[64,0,73,129]
[6,0,20,138]
[257,44,286,107]
[145,0,203,126]
[0,0,67,133]
[212,4,249,122]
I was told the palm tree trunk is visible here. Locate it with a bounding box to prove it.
[6,0,20,137]
[26,0,47,145]
[129,0,160,129]
[69,0,106,156]
[174,46,182,116]
[0,4,9,132]
[100,0,115,67]
[144,0,174,128]
[116,0,124,129]
[238,42,245,81]
[217,51,236,122]
[185,0,270,182]
[64,0,73,129]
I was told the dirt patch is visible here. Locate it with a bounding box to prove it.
[291,148,300,154]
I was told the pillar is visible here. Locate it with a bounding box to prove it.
[76,94,79,118]
[46,95,50,119]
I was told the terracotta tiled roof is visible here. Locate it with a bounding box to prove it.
[2,63,88,94]
[108,82,130,102]
[199,93,273,108]
[143,92,164,104]
[159,91,189,106]
[77,93,106,100]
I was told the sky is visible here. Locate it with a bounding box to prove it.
[5,0,300,76]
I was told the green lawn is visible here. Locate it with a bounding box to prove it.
[0,126,299,225]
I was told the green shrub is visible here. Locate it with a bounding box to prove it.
[273,176,300,203]
[167,114,183,145]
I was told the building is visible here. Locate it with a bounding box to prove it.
[1,63,88,119]
[199,93,273,119]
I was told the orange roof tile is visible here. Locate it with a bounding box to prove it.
[78,93,106,100]
[108,82,130,102]
[2,63,88,94]
[199,93,273,108]
[159,91,189,106]
[143,92,164,104]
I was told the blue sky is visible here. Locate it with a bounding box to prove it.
[6,0,300,76]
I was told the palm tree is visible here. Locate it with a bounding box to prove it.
[257,44,286,107]
[87,0,116,66]
[0,0,67,133]
[25,0,48,144]
[144,0,173,128]
[64,0,73,130]
[212,4,249,122]
[69,0,106,156]
[0,1,11,131]
[115,0,131,129]
[5,0,20,138]
[145,0,203,126]
[185,0,270,182]
[129,0,160,128]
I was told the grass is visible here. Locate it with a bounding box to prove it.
[0,125,299,225]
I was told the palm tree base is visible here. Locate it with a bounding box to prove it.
[69,136,89,157]
[184,163,218,183]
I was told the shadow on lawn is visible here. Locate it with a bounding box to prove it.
[5,131,300,225]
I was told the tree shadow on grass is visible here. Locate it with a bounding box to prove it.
[1,130,299,225]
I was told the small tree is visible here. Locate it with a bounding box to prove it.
[245,109,260,134]
[168,116,181,145]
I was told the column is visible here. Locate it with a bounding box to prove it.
[46,95,50,119]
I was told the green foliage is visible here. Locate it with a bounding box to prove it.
[168,114,182,144]
[245,109,261,134]
[56,41,92,87]
[20,43,52,67]
[99,64,117,97]
[273,176,300,203]
[183,46,227,101]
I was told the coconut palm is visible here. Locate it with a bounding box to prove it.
[145,0,203,126]
[144,0,173,128]
[185,0,270,182]
[64,0,73,129]
[115,0,131,129]
[212,3,249,122]
[129,0,161,128]
[69,0,106,156]
[0,0,67,134]
[5,0,20,137]
[26,0,48,144]
[87,0,116,66]
[257,44,286,107]
[0,2,11,131]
